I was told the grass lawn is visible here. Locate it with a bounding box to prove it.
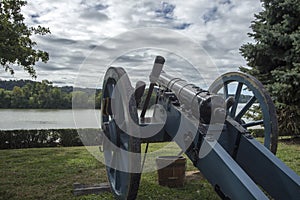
[0,140,299,200]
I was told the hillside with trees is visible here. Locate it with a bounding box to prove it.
[0,80,102,109]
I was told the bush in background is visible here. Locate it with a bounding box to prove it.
[0,129,102,149]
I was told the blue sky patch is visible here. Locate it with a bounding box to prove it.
[30,14,40,23]
[155,2,176,20]
[174,23,191,30]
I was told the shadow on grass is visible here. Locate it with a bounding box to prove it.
[279,136,300,145]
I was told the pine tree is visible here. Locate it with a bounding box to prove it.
[240,0,300,136]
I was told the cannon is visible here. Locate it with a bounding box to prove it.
[101,56,300,199]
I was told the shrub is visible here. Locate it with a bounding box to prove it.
[0,129,100,149]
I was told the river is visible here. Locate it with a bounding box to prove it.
[0,109,101,130]
[0,104,256,130]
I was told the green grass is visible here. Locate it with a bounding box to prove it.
[0,140,299,200]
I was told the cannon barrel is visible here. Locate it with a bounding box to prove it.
[157,71,226,124]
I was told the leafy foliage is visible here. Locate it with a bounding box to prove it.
[240,0,300,136]
[0,0,50,77]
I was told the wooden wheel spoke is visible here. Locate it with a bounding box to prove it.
[235,96,257,120]
[242,120,264,128]
[107,83,114,97]
[223,83,229,99]
[115,170,121,190]
[108,120,118,146]
[230,82,243,117]
[110,150,117,168]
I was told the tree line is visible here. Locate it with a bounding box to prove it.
[0,80,102,109]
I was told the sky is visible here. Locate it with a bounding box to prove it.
[1,0,263,88]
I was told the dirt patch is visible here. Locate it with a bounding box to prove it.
[185,170,204,181]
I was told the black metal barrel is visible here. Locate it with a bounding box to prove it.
[157,71,225,124]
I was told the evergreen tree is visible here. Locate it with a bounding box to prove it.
[240,0,300,136]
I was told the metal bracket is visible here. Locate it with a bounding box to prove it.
[225,116,252,159]
[226,116,250,135]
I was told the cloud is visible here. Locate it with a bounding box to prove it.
[4,0,262,88]
[37,63,73,72]
[80,10,109,21]
[203,6,218,23]
[80,6,109,21]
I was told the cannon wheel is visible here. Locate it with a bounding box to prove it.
[101,67,141,200]
[209,72,278,154]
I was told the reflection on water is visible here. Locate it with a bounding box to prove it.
[0,109,101,130]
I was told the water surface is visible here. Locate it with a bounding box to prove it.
[0,109,101,130]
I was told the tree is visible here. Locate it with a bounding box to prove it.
[11,86,26,108]
[95,91,102,109]
[72,91,90,108]
[240,0,300,136]
[36,80,52,108]
[0,0,50,78]
[0,88,11,108]
[50,87,63,108]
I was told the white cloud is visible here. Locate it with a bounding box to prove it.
[3,0,262,88]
